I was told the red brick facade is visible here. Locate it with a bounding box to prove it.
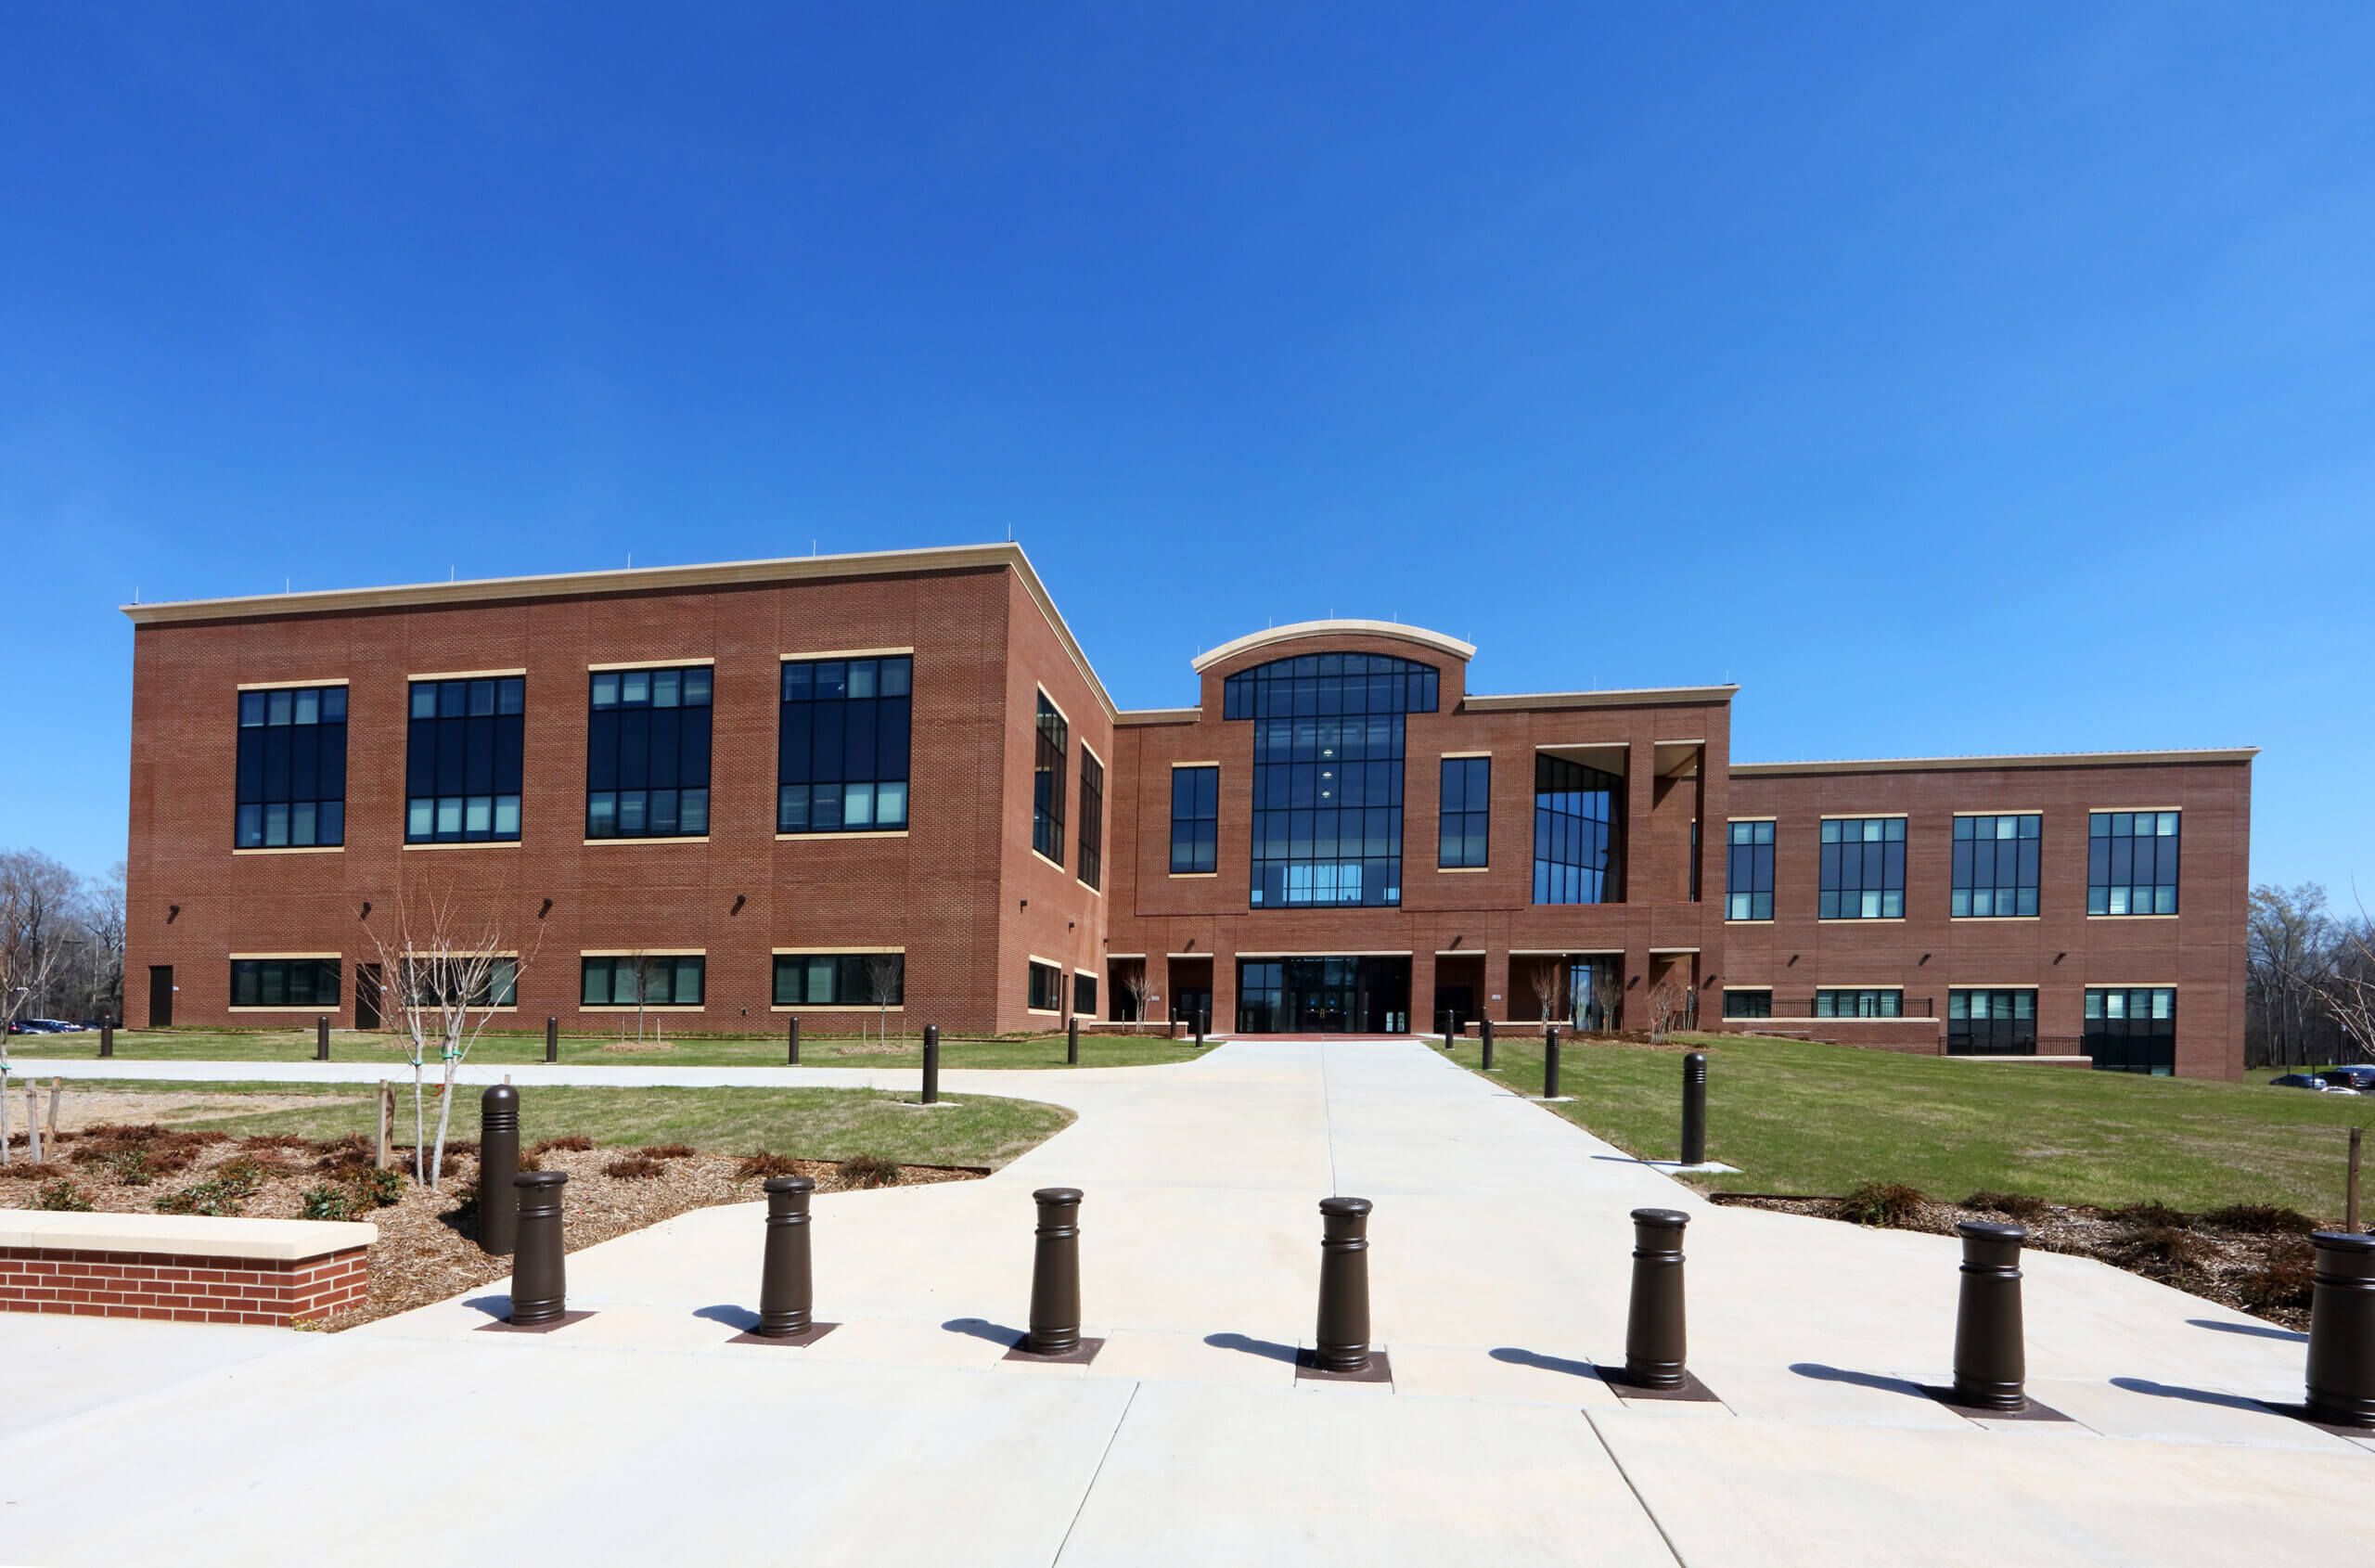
[0,1244,369,1327]
[122,545,2253,1074]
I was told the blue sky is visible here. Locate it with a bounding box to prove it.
[4,3,2369,894]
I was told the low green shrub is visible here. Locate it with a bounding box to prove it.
[35,1179,94,1212]
[301,1184,359,1222]
[1832,1182,1926,1228]
[836,1153,901,1189]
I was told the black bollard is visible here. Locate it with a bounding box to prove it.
[1193,1009,1206,1047]
[1624,1209,1690,1389]
[786,1015,800,1066]
[1951,1221,2029,1411]
[98,1016,114,1058]
[1481,1016,1495,1070]
[1025,1187,1085,1356]
[545,1015,558,1063]
[1680,1051,1708,1166]
[1543,1022,1560,1099]
[921,1023,940,1105]
[1067,1016,1079,1066]
[478,1084,520,1256]
[1314,1196,1375,1372]
[2304,1230,2375,1429]
[508,1171,571,1325]
[757,1176,817,1337]
[315,1016,329,1061]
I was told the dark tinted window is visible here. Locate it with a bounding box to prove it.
[581,955,704,1007]
[1726,820,1774,920]
[1438,756,1491,869]
[779,655,911,833]
[587,666,712,839]
[773,953,903,1007]
[405,676,525,842]
[1534,755,1621,906]
[230,958,340,1009]
[1819,816,1905,919]
[237,685,348,849]
[1953,815,2040,918]
[1170,765,1218,873]
[1033,694,1067,865]
[2088,812,2179,916]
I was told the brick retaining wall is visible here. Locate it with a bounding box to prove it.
[0,1242,370,1326]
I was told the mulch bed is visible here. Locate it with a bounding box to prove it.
[1713,1187,2339,1331]
[2,1126,978,1330]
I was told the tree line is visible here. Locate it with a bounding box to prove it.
[0,849,124,1031]
[2248,881,2375,1069]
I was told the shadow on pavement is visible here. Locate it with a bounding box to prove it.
[462,1294,511,1319]
[2187,1317,2305,1343]
[1490,1346,1598,1380]
[1789,1362,1932,1401]
[695,1304,760,1331]
[1205,1331,1299,1365]
[944,1317,1026,1348]
[2111,1376,2277,1414]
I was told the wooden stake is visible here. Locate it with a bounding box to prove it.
[376,1082,393,1171]
[46,1078,61,1137]
[25,1085,40,1163]
[2349,1125,2363,1234]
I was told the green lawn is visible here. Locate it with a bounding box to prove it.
[1446,1032,2375,1220]
[8,1027,1201,1070]
[46,1078,1072,1169]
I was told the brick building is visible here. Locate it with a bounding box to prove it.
[122,543,2253,1077]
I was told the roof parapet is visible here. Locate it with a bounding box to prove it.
[1731,747,2258,777]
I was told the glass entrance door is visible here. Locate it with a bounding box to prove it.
[1569,958,1620,1032]
[1238,957,1411,1033]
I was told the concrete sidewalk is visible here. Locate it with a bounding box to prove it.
[2,1041,2363,1565]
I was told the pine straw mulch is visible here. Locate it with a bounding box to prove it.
[1,1126,978,1330]
[1714,1186,2341,1331]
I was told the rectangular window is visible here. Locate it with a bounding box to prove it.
[586,665,712,839]
[2087,811,2180,916]
[1947,988,2036,1055]
[772,953,903,1007]
[580,955,705,1007]
[1027,959,1063,1012]
[1073,971,1098,1017]
[1818,816,1906,919]
[236,685,348,849]
[399,956,518,1009]
[1033,694,1068,865]
[405,676,525,843]
[1438,756,1491,868]
[1726,820,1774,920]
[1952,814,2041,918]
[1078,750,1104,890]
[229,958,340,1009]
[1814,988,1903,1019]
[1170,765,1219,874]
[1533,754,1622,906]
[1722,988,1772,1020]
[778,655,911,834]
[2085,986,2176,1075]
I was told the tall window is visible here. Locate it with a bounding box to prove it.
[581,955,705,1007]
[1725,820,1774,920]
[1073,972,1098,1017]
[1818,816,1905,919]
[406,676,525,843]
[2086,986,2176,1075]
[1438,756,1491,869]
[587,666,712,839]
[778,655,911,833]
[1948,989,2036,1055]
[237,686,347,849]
[230,958,340,1009]
[1815,988,1902,1018]
[1952,814,2040,917]
[1229,653,1431,908]
[1533,755,1622,906]
[773,953,902,1007]
[1033,693,1068,865]
[1078,750,1104,890]
[2088,811,2179,916]
[1027,959,1063,1012]
[1171,765,1218,873]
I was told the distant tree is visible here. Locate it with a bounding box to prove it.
[2252,882,2339,1067]
[865,953,902,1047]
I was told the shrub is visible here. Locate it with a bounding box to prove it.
[0,1160,69,1183]
[100,1149,156,1187]
[2111,1201,2189,1228]
[2116,1225,2210,1271]
[2235,1240,2317,1315]
[301,1184,359,1222]
[637,1144,698,1160]
[2201,1203,2313,1236]
[737,1150,802,1180]
[836,1153,901,1189]
[602,1154,666,1180]
[154,1156,270,1218]
[348,1165,404,1208]
[1832,1182,1925,1227]
[35,1179,94,1212]
[239,1133,314,1152]
[531,1135,594,1155]
[1964,1190,2050,1223]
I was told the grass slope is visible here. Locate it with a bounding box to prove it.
[1446,1032,2374,1219]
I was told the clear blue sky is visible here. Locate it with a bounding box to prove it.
[4,3,2369,896]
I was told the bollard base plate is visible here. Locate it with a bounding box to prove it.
[480,1310,597,1334]
[2256,1399,2375,1438]
[731,1321,841,1348]
[894,1099,960,1111]
[1527,1096,1576,1104]
[1005,1335,1106,1366]
[1599,1367,1724,1404]
[1295,1348,1393,1385]
[1920,1385,2073,1422]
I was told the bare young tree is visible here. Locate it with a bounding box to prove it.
[865,953,902,1047]
[1122,961,1151,1027]
[1529,957,1563,1024]
[2309,913,2375,1064]
[1646,973,1692,1044]
[363,884,535,1190]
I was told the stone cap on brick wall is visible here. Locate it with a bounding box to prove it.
[1,1211,377,1262]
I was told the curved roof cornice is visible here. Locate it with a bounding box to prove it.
[1189,619,1476,674]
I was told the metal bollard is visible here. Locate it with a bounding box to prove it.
[1543,1022,1560,1099]
[545,1015,558,1063]
[1624,1209,1690,1389]
[1314,1196,1375,1372]
[1951,1221,2029,1411]
[1194,1009,1206,1047]
[315,1016,329,1061]
[757,1175,817,1337]
[1481,1017,1495,1071]
[508,1171,571,1325]
[1025,1187,1085,1356]
[99,1017,114,1058]
[786,1015,800,1066]
[1067,1016,1079,1066]
[478,1084,520,1256]
[1680,1051,1708,1166]
[2304,1230,2375,1428]
[921,1024,940,1104]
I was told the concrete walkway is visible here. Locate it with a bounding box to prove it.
[2,1041,2364,1565]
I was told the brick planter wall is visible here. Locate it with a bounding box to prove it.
[0,1243,370,1326]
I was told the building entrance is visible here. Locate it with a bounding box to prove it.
[1237,957,1411,1034]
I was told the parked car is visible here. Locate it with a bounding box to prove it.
[31,1019,83,1033]
[2269,1073,2331,1091]
[2321,1066,2375,1092]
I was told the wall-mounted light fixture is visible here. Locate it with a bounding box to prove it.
[359,900,372,920]
[538,898,554,919]
[730,894,746,916]
[167,905,179,923]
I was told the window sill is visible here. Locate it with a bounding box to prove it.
[1817,917,1906,924]
[584,836,711,846]
[404,840,523,851]
[1762,1015,1939,1026]
[1168,871,1218,880]
[2086,913,2180,920]
[1436,865,1491,874]
[233,845,344,856]
[579,1006,708,1014]
[1724,917,1774,925]
[776,829,910,841]
[228,1006,341,1014]
[1026,1007,1063,1018]
[769,1004,905,1013]
[1030,848,1067,875]
[1950,915,2041,922]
